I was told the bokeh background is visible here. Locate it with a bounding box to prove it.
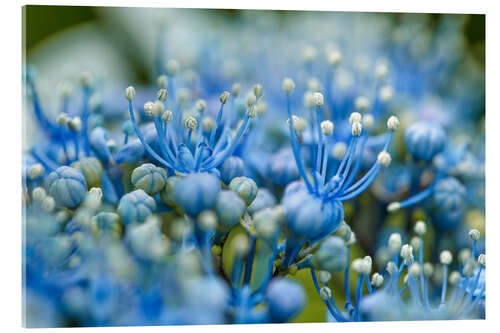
[23,6,485,323]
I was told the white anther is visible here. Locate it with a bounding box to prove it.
[152,101,165,117]
[321,120,334,136]
[245,92,257,107]
[195,99,207,112]
[28,163,45,180]
[355,96,370,112]
[184,116,198,130]
[478,253,485,267]
[346,231,357,246]
[198,210,217,230]
[125,86,136,101]
[351,122,363,136]
[318,271,332,284]
[232,83,241,97]
[377,151,391,167]
[247,105,257,118]
[144,101,154,116]
[157,74,168,88]
[332,142,347,159]
[320,286,332,300]
[157,88,168,102]
[202,116,215,132]
[253,84,263,98]
[448,271,461,285]
[307,78,322,92]
[379,85,393,102]
[312,92,324,107]
[371,272,384,287]
[387,116,400,131]
[440,250,453,265]
[363,256,373,274]
[56,113,69,126]
[167,59,179,76]
[220,91,231,104]
[388,233,402,253]
[327,50,342,66]
[68,117,82,131]
[256,101,268,115]
[409,263,420,277]
[363,114,374,129]
[468,229,480,241]
[414,221,427,236]
[386,261,397,275]
[287,115,307,133]
[162,110,173,123]
[349,112,362,124]
[387,202,401,212]
[282,78,295,93]
[31,187,47,202]
[458,248,472,264]
[303,45,317,63]
[375,63,389,80]
[400,244,414,263]
[410,236,422,251]
[233,234,249,257]
[303,92,316,108]
[423,263,434,278]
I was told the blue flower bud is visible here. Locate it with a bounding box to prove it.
[283,188,344,242]
[267,149,299,186]
[117,189,156,225]
[247,188,277,215]
[215,190,245,228]
[131,163,168,195]
[90,212,122,238]
[173,173,221,216]
[46,166,87,208]
[266,278,305,322]
[89,127,114,164]
[70,157,103,189]
[114,139,145,164]
[218,156,244,185]
[433,177,466,230]
[405,121,446,162]
[160,175,182,207]
[313,236,348,272]
[229,176,258,206]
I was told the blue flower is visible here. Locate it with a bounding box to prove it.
[117,189,156,225]
[265,278,305,322]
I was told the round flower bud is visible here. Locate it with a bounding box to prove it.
[414,221,427,236]
[355,97,370,112]
[386,261,398,275]
[388,233,402,253]
[41,196,56,212]
[173,173,221,216]
[215,190,245,228]
[405,121,446,161]
[167,59,179,76]
[157,88,168,102]
[313,236,348,272]
[144,101,154,116]
[157,74,168,88]
[198,210,217,230]
[321,120,334,136]
[440,250,453,265]
[318,271,332,284]
[409,263,420,277]
[245,92,257,107]
[125,86,136,101]
[387,116,400,131]
[400,244,414,263]
[47,166,87,208]
[218,156,244,185]
[117,189,156,225]
[68,117,82,132]
[478,253,485,267]
[184,116,198,130]
[320,286,332,300]
[448,271,461,285]
[162,110,173,123]
[131,163,168,196]
[229,176,258,206]
[332,142,347,159]
[248,189,277,216]
[351,122,363,136]
[152,101,164,117]
[28,163,45,180]
[31,187,46,202]
[253,84,263,98]
[468,229,480,241]
[312,92,324,107]
[220,91,230,104]
[231,83,241,97]
[282,78,295,93]
[377,151,391,167]
[195,99,207,112]
[70,157,103,189]
[349,112,362,124]
[423,263,434,278]
[371,273,384,287]
[379,85,393,102]
[266,278,305,322]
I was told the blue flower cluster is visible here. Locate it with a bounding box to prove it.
[22,10,484,327]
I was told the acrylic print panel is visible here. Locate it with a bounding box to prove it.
[22,5,485,327]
